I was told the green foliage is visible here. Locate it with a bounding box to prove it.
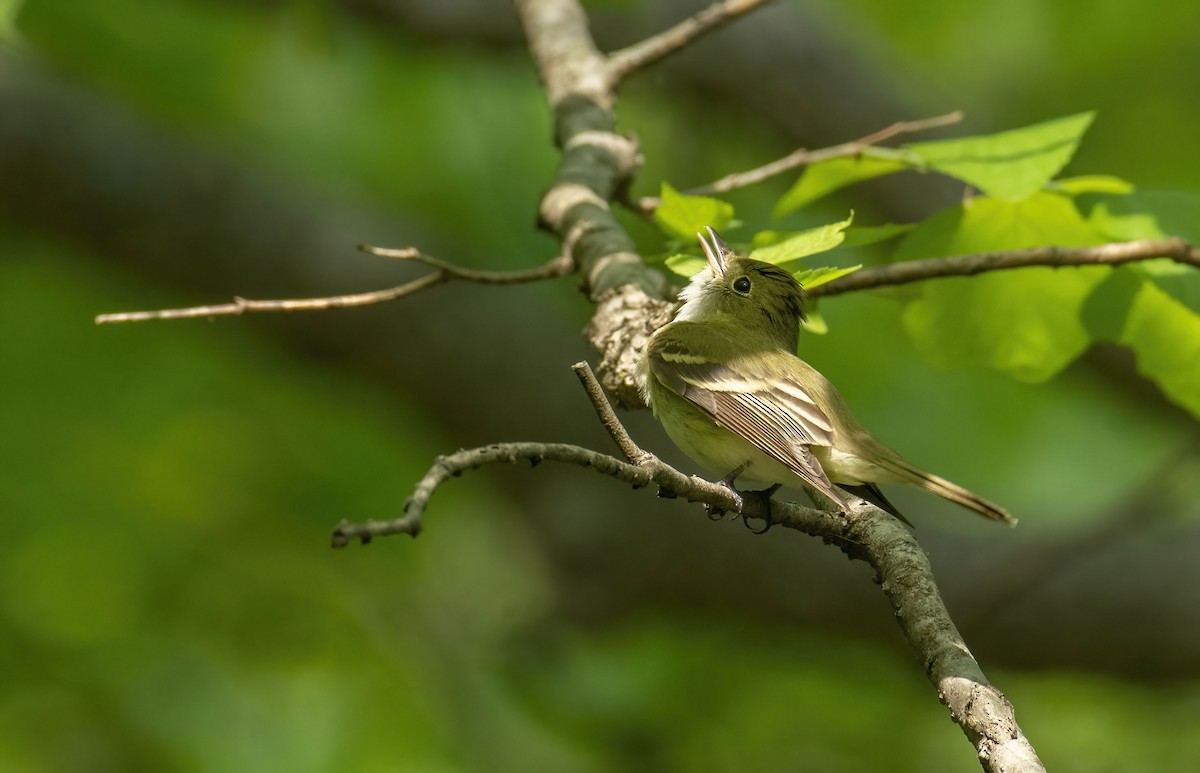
[662,208,861,295]
[775,154,909,217]
[654,182,735,243]
[1077,190,1200,415]
[742,112,1200,414]
[1051,174,1135,196]
[661,110,1198,415]
[841,222,916,247]
[1120,281,1200,416]
[658,133,1200,408]
[746,212,854,268]
[663,252,709,276]
[794,265,863,290]
[907,111,1095,199]
[776,112,1096,211]
[898,193,1105,382]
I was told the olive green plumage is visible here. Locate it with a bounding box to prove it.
[638,227,1014,526]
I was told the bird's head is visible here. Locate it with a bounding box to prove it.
[675,226,808,350]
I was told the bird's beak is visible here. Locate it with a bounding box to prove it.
[698,226,731,278]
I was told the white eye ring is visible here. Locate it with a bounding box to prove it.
[732,276,752,294]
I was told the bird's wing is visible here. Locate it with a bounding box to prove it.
[650,343,847,506]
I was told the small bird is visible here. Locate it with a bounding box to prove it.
[638,226,1015,526]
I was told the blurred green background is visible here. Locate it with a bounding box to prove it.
[2,1,1199,770]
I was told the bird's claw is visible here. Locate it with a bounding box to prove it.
[740,483,781,535]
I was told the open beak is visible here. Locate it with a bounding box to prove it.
[698,226,731,278]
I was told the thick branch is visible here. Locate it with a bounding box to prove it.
[94,250,572,324]
[607,0,777,83]
[859,514,1044,771]
[516,0,676,405]
[635,111,962,211]
[514,0,664,301]
[811,238,1200,298]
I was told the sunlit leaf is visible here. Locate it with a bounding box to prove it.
[898,193,1106,382]
[1088,190,1200,315]
[908,112,1095,200]
[842,223,916,247]
[750,230,789,249]
[794,265,862,290]
[664,253,707,277]
[1051,175,1134,196]
[800,309,829,335]
[748,213,853,267]
[1088,189,1200,242]
[774,155,908,217]
[655,182,735,242]
[1121,281,1200,418]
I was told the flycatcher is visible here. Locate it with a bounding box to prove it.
[638,226,1015,526]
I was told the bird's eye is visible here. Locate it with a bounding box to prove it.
[732,276,752,294]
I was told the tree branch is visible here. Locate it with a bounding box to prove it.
[360,244,573,284]
[334,360,1044,771]
[810,237,1200,298]
[515,0,676,407]
[634,111,962,211]
[571,360,647,463]
[607,0,777,84]
[94,249,572,324]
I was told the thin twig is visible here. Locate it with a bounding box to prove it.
[634,111,962,211]
[607,0,777,83]
[95,250,573,324]
[810,238,1200,298]
[361,245,573,284]
[572,361,646,462]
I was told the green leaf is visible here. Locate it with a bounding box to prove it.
[793,265,862,290]
[1088,189,1200,243]
[1051,175,1134,196]
[1080,267,1144,342]
[898,192,1106,382]
[841,223,916,247]
[1088,190,1200,315]
[750,230,791,250]
[747,213,854,267]
[1121,281,1200,418]
[654,182,734,242]
[1088,202,1165,242]
[774,155,908,217]
[907,112,1095,200]
[663,253,707,277]
[800,309,828,335]
[1078,189,1200,417]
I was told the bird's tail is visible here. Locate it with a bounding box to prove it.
[885,459,1017,526]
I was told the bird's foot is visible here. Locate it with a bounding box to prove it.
[741,483,782,535]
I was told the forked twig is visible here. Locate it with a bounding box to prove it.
[95,248,573,325]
